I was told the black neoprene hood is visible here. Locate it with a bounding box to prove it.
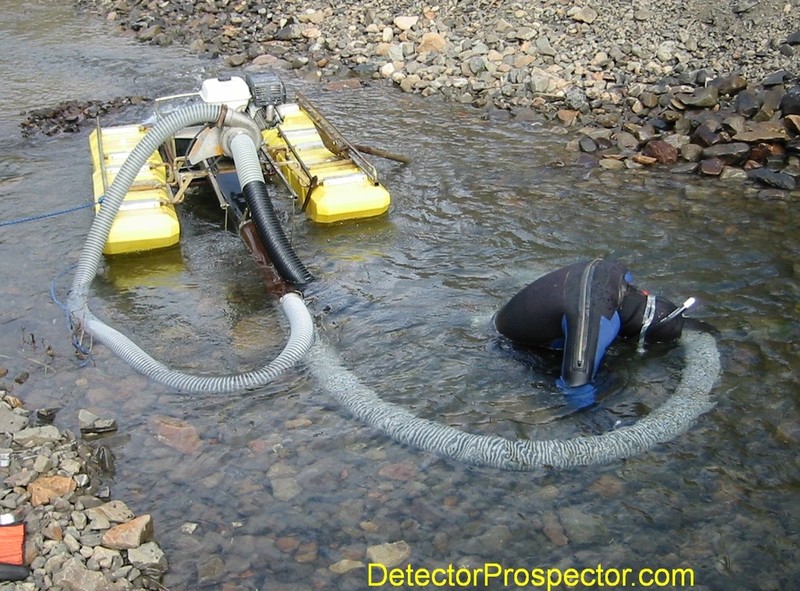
[619,291,685,343]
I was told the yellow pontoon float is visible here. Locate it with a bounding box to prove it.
[262,93,390,224]
[88,72,393,259]
[89,125,179,255]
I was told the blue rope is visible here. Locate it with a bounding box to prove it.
[50,262,94,365]
[0,196,103,227]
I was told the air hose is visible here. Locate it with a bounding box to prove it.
[309,329,720,471]
[67,103,314,393]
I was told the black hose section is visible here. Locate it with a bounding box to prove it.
[242,179,314,285]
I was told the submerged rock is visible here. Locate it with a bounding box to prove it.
[366,541,411,567]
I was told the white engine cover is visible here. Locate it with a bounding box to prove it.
[199,76,252,111]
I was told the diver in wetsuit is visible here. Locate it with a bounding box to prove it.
[494,259,692,407]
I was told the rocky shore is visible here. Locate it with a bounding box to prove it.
[19,97,151,138]
[0,372,167,591]
[71,0,800,196]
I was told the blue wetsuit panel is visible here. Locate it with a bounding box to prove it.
[594,312,621,376]
[556,311,621,407]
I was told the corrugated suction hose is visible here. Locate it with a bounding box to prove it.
[66,103,314,393]
[309,329,720,470]
[226,132,313,285]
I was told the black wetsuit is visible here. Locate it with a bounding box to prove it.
[495,259,684,404]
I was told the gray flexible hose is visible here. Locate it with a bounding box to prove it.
[309,329,720,470]
[226,132,264,186]
[67,103,314,393]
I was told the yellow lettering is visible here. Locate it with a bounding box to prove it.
[413,567,429,587]
[563,568,579,586]
[484,562,502,584]
[369,562,695,589]
[622,568,632,586]
[547,568,563,591]
[513,568,530,587]
[368,563,387,587]
[580,567,596,587]
[454,567,472,586]
[431,568,447,587]
[606,567,622,586]
[673,567,694,586]
[388,567,405,586]
[640,567,654,587]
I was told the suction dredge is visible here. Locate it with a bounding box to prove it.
[67,72,721,471]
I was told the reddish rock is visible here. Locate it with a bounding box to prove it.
[750,142,786,163]
[276,536,301,553]
[692,121,724,146]
[101,514,154,550]
[28,475,76,507]
[700,158,724,176]
[642,139,678,164]
[442,495,459,507]
[42,520,63,541]
[556,109,579,125]
[417,32,446,53]
[378,461,417,481]
[589,474,626,497]
[152,416,202,454]
[542,512,568,546]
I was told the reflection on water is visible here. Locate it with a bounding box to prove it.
[1,2,799,590]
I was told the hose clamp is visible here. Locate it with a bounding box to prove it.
[214,104,229,129]
[637,293,657,353]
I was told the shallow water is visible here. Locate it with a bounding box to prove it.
[1,2,799,589]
